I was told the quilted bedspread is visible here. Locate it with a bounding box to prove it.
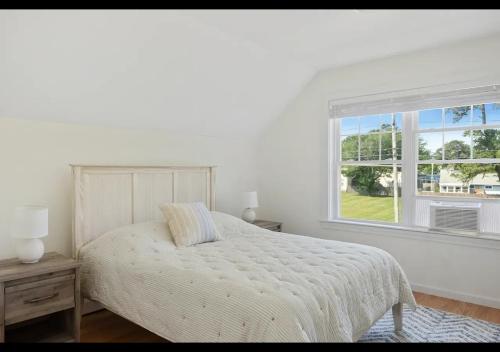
[78,211,416,342]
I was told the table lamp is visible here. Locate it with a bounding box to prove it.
[11,206,48,263]
[242,191,258,223]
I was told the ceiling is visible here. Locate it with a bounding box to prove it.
[1,10,500,137]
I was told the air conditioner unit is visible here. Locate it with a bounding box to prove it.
[429,201,481,233]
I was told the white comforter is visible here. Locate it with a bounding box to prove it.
[79,211,416,342]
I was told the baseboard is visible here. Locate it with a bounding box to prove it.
[411,282,500,309]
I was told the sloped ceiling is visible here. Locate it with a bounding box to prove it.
[1,10,500,137]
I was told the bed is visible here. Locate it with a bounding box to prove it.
[72,164,416,342]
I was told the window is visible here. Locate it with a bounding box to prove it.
[329,85,500,234]
[417,103,500,199]
[339,114,402,223]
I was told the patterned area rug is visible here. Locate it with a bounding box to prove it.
[359,305,500,342]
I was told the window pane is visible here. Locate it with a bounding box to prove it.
[341,135,359,161]
[340,165,402,223]
[418,132,442,160]
[360,134,380,161]
[471,129,500,159]
[381,132,402,160]
[444,105,471,127]
[380,113,402,132]
[417,163,500,198]
[472,103,500,125]
[444,131,471,160]
[418,108,442,129]
[417,164,441,193]
[359,115,381,134]
[341,117,359,135]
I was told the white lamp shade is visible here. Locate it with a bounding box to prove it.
[242,191,259,209]
[12,206,48,239]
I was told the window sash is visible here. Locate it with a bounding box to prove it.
[416,123,500,133]
[331,112,414,226]
[416,120,500,163]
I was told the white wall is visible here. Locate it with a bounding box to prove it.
[257,34,500,308]
[0,118,257,259]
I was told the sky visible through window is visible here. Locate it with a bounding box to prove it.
[418,103,500,160]
[341,114,402,136]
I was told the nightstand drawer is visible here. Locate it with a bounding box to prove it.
[4,274,75,325]
[5,269,74,288]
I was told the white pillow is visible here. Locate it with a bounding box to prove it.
[159,202,222,247]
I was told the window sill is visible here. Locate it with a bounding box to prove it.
[319,219,500,250]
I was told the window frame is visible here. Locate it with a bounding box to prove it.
[328,85,500,232]
[329,112,414,227]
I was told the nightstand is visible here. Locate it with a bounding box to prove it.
[253,220,282,232]
[0,252,81,342]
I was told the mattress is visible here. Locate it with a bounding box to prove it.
[78,211,416,342]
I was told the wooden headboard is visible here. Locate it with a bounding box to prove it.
[71,164,216,257]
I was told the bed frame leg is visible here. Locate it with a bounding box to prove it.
[392,302,403,332]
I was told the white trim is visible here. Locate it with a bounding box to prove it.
[401,112,416,226]
[411,283,500,309]
[319,219,500,249]
[415,194,500,202]
[329,118,341,219]
[417,123,500,133]
[340,160,402,166]
[416,158,500,164]
[327,119,333,219]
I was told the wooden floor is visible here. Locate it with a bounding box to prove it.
[80,292,500,342]
[412,292,500,324]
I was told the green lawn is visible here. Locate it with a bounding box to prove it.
[341,192,402,223]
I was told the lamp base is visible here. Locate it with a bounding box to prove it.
[242,208,256,223]
[14,238,45,264]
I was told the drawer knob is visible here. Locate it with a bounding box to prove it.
[24,293,59,304]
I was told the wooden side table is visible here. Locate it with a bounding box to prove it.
[0,252,81,342]
[253,220,282,232]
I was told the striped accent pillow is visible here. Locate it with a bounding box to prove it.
[159,202,222,247]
